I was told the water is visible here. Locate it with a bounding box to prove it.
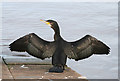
[1,2,118,79]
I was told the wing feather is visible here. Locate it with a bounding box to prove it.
[9,33,56,59]
[64,35,110,61]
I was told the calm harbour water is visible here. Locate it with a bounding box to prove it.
[1,2,118,79]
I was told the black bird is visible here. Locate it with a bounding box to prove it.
[9,20,110,73]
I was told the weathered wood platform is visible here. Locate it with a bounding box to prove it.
[1,57,87,80]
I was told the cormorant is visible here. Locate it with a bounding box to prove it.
[9,20,110,73]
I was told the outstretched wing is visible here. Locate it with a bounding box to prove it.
[9,33,56,60]
[64,35,110,61]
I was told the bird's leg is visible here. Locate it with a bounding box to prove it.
[49,64,64,73]
[63,65,65,70]
[63,65,68,70]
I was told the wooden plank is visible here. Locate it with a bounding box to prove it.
[2,57,87,80]
[0,57,2,79]
[8,64,87,80]
[3,57,51,65]
[2,58,13,79]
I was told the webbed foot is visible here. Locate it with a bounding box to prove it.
[49,66,63,73]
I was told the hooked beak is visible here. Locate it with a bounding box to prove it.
[40,19,51,26]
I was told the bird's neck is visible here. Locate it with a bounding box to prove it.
[53,25,61,41]
[54,32,61,41]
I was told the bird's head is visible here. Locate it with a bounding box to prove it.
[40,19,59,32]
